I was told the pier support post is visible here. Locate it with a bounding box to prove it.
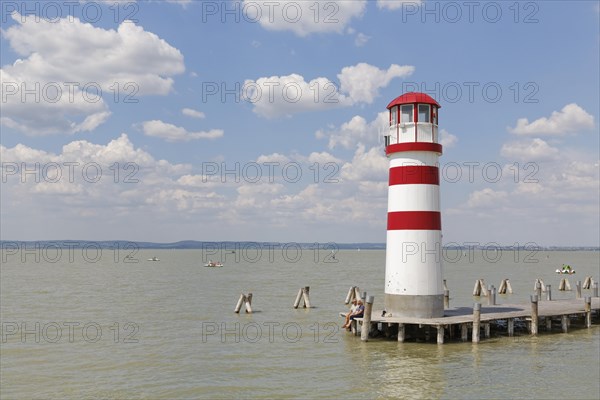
[472,303,481,343]
[444,289,450,309]
[530,295,538,335]
[437,325,445,344]
[507,318,514,336]
[561,315,568,333]
[593,282,599,297]
[484,323,490,338]
[397,324,405,342]
[585,296,592,328]
[361,296,374,341]
[546,285,552,301]
[545,317,552,331]
[576,281,582,299]
[461,324,468,342]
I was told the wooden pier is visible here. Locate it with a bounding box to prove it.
[351,297,600,344]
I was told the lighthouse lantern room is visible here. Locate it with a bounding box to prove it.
[383,92,444,318]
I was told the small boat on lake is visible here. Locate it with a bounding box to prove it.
[204,261,223,268]
[147,257,160,261]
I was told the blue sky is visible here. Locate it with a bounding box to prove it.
[1,0,598,246]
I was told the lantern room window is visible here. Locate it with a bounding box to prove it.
[400,105,413,123]
[390,106,398,125]
[418,104,430,123]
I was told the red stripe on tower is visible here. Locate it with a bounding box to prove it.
[387,211,441,230]
[389,166,439,186]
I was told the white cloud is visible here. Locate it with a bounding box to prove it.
[337,63,414,104]
[466,188,508,208]
[182,108,205,119]
[246,63,413,118]
[317,112,388,149]
[256,153,291,164]
[243,74,351,118]
[509,103,594,136]
[377,0,423,10]
[340,144,388,182]
[500,138,559,162]
[354,32,370,47]
[439,129,458,148]
[141,120,223,142]
[1,13,184,135]
[242,0,367,37]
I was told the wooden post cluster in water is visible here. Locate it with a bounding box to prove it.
[234,293,253,313]
[472,279,488,296]
[558,277,571,291]
[344,286,362,304]
[293,286,311,309]
[498,279,513,294]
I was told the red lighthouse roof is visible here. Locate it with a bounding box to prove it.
[387,92,441,109]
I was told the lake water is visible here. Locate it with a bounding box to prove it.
[1,248,599,399]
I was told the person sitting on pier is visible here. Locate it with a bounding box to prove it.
[342,300,365,331]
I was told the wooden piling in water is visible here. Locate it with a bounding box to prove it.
[294,289,303,308]
[559,277,571,291]
[354,286,362,301]
[585,296,592,328]
[302,287,311,308]
[361,296,374,342]
[576,281,582,299]
[593,282,599,297]
[535,281,542,299]
[437,325,445,344]
[234,293,245,313]
[546,284,552,301]
[473,279,488,296]
[397,323,405,342]
[545,317,552,331]
[582,276,592,290]
[507,318,514,336]
[561,315,568,333]
[444,289,450,309]
[344,286,354,304]
[461,324,468,342]
[472,303,481,343]
[443,279,448,291]
[244,293,253,313]
[530,295,539,335]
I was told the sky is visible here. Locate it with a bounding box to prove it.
[0,0,598,247]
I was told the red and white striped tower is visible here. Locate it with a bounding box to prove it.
[383,92,444,318]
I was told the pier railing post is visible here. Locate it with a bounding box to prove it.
[584,296,592,328]
[576,281,582,299]
[546,284,552,301]
[530,295,538,335]
[444,289,450,309]
[472,303,481,343]
[361,296,374,342]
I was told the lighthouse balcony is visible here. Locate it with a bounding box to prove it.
[385,123,438,146]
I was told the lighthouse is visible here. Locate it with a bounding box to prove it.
[383,92,444,318]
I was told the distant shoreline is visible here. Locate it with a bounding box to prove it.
[1,240,598,251]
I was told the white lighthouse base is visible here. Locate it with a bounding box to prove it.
[384,293,444,318]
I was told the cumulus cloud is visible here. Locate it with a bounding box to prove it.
[354,32,371,47]
[1,13,184,135]
[439,129,458,148]
[509,103,594,136]
[182,108,205,119]
[337,63,415,104]
[317,112,388,149]
[246,63,413,118]
[241,0,367,36]
[500,138,560,162]
[141,120,223,142]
